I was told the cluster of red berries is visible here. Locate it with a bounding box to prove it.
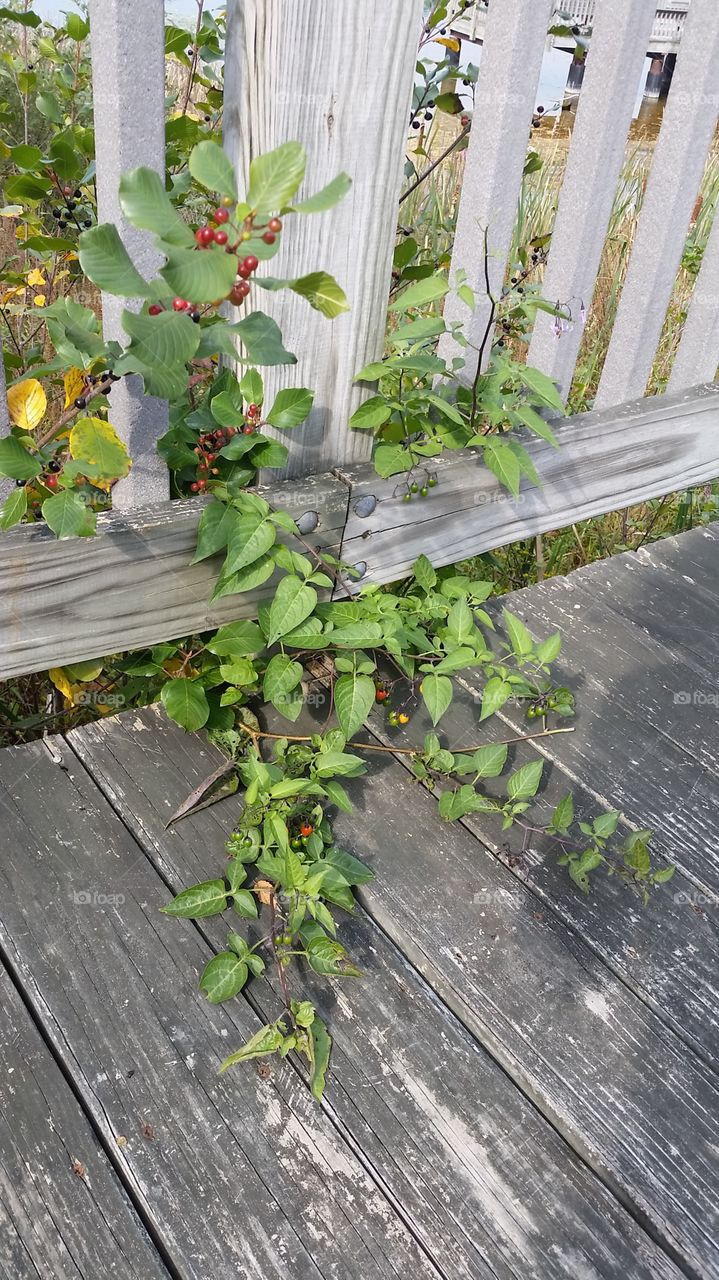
[189,425,237,492]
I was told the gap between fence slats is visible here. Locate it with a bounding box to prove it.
[669,197,719,392]
[438,0,554,383]
[595,0,719,410]
[527,0,657,400]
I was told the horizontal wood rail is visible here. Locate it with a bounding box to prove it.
[1,382,717,680]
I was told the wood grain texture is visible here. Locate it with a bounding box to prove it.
[0,475,348,680]
[595,0,719,409]
[527,0,657,398]
[223,0,424,478]
[68,705,685,1280]
[0,738,438,1280]
[88,0,169,506]
[0,967,169,1280]
[339,383,719,584]
[438,0,554,382]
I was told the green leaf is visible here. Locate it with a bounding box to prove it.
[206,619,265,657]
[291,272,349,319]
[0,7,41,26]
[232,312,296,366]
[266,387,314,429]
[536,632,561,664]
[191,500,239,563]
[334,673,375,738]
[593,810,620,839]
[483,439,521,496]
[247,141,306,214]
[519,365,566,415]
[161,245,237,304]
[161,679,210,731]
[199,952,248,1003]
[35,91,63,124]
[308,1013,331,1100]
[289,172,352,214]
[233,889,259,918]
[161,878,228,918]
[472,743,508,778]
[314,751,367,779]
[266,577,317,645]
[413,554,437,592]
[389,315,446,343]
[388,273,449,312]
[569,850,605,893]
[421,673,453,726]
[224,515,276,575]
[513,402,559,446]
[41,490,96,538]
[549,792,574,834]
[263,655,303,705]
[507,758,544,800]
[0,486,27,530]
[435,90,463,115]
[65,12,89,38]
[239,368,264,404]
[306,937,361,978]
[220,1023,285,1071]
[480,676,512,722]
[119,166,195,248]
[76,225,150,296]
[373,443,412,478]
[503,608,533,657]
[349,396,391,429]
[69,417,130,480]
[118,310,200,399]
[0,437,41,482]
[189,140,237,200]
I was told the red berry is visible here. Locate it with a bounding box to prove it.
[190,482,200,492]
[214,207,230,223]
[148,304,162,315]
[247,403,259,416]
[172,297,189,311]
[262,231,276,245]
[375,689,388,702]
[300,822,313,838]
[229,287,243,305]
[268,218,282,233]
[213,229,228,246]
[196,225,215,246]
[242,425,254,435]
[45,475,58,489]
[242,254,259,272]
[237,264,252,279]
[225,427,236,437]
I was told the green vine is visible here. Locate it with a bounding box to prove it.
[0,138,674,1096]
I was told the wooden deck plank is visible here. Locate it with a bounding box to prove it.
[0,968,169,1280]
[377,675,719,1070]
[68,706,686,1280]
[0,739,438,1280]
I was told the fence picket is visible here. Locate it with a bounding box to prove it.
[595,0,719,410]
[527,0,657,400]
[438,0,554,383]
[668,209,719,392]
[88,0,169,507]
[223,0,424,480]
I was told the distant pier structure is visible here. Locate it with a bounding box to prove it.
[451,1,690,100]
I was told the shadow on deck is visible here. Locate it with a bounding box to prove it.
[0,524,717,1280]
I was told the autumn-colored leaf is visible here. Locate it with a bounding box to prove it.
[63,367,86,409]
[7,378,46,431]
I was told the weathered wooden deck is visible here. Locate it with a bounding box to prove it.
[1,523,717,1280]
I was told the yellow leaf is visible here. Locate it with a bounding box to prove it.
[7,378,47,431]
[27,267,45,287]
[436,35,460,51]
[1,285,24,304]
[63,366,86,408]
[33,294,46,307]
[69,416,130,480]
[48,667,75,702]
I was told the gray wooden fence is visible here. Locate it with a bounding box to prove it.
[1,0,719,678]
